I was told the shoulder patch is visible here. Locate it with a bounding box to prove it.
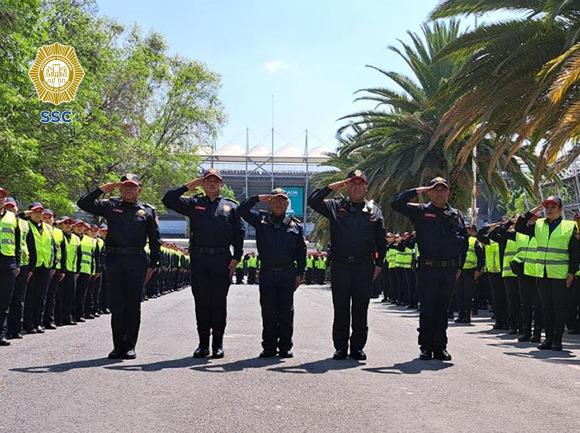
[143,202,156,210]
[223,197,238,206]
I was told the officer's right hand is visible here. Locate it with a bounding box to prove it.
[258,194,273,202]
[530,204,543,215]
[185,178,203,191]
[99,182,120,193]
[415,185,434,194]
[328,179,351,191]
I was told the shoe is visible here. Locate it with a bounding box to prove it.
[259,350,277,358]
[278,350,294,359]
[86,314,95,320]
[508,328,519,335]
[193,346,210,358]
[538,340,553,350]
[35,326,45,334]
[433,349,452,361]
[419,348,432,360]
[333,349,348,360]
[103,308,111,314]
[212,347,224,359]
[349,350,367,361]
[44,323,57,330]
[8,332,23,340]
[24,328,36,334]
[530,335,541,343]
[108,349,124,360]
[454,318,466,324]
[77,317,86,323]
[123,349,137,359]
[94,312,100,318]
[0,338,10,346]
[550,342,563,351]
[518,335,531,342]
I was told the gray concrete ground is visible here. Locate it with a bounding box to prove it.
[1,284,579,433]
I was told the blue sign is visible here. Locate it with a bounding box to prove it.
[284,187,304,217]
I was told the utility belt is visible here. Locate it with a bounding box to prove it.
[261,264,294,272]
[191,246,229,256]
[419,257,459,269]
[106,246,145,255]
[333,255,372,264]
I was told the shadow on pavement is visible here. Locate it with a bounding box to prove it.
[191,356,283,373]
[268,357,363,374]
[504,349,578,364]
[363,358,454,375]
[105,356,210,372]
[10,357,123,373]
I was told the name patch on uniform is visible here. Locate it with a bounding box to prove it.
[195,206,206,211]
[423,213,437,219]
[112,208,123,213]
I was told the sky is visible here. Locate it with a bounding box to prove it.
[94,0,483,152]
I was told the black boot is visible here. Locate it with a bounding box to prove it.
[212,332,224,359]
[194,333,210,358]
[538,339,553,350]
[550,332,563,351]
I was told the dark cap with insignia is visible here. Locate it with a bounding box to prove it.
[42,209,54,217]
[202,168,223,180]
[29,202,44,212]
[270,187,288,198]
[347,169,368,183]
[4,197,16,207]
[542,195,562,208]
[428,177,450,189]
[120,173,141,186]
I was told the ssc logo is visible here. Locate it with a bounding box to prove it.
[28,42,85,105]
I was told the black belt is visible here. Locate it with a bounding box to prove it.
[419,257,459,268]
[106,247,145,255]
[192,246,229,256]
[262,265,294,272]
[333,255,371,264]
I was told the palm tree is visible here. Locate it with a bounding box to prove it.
[429,0,580,186]
[321,20,537,231]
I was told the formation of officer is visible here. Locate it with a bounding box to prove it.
[392,177,468,361]
[309,170,386,361]
[238,188,306,358]
[163,168,244,359]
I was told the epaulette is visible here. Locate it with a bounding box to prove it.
[143,202,156,210]
[223,197,238,205]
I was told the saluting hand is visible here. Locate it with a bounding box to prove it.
[99,182,120,194]
[415,185,434,195]
[530,204,543,215]
[258,194,273,203]
[185,178,203,191]
[328,179,351,191]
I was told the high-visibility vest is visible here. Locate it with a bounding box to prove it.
[396,247,413,269]
[502,238,518,277]
[463,236,478,270]
[518,235,541,278]
[51,226,64,270]
[248,256,257,269]
[534,218,576,280]
[321,257,327,270]
[64,232,80,273]
[90,237,99,275]
[0,210,17,257]
[236,260,244,269]
[306,256,314,269]
[79,235,93,275]
[29,222,53,268]
[389,249,400,269]
[18,218,30,266]
[485,241,501,273]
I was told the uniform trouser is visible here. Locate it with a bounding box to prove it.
[382,265,389,299]
[23,266,50,330]
[248,268,257,284]
[397,269,408,304]
[317,268,326,284]
[100,272,108,312]
[518,275,542,337]
[8,265,29,336]
[0,268,17,339]
[191,253,231,348]
[405,270,417,307]
[330,260,373,352]
[44,271,61,326]
[488,272,507,326]
[305,268,313,285]
[456,269,476,320]
[61,272,77,323]
[388,268,398,301]
[235,269,244,285]
[85,276,96,315]
[106,254,148,352]
[75,273,91,320]
[538,278,572,342]
[504,277,521,330]
[416,265,455,351]
[259,269,295,352]
[91,274,102,313]
[570,279,580,331]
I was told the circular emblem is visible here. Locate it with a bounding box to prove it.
[223,204,231,212]
[28,42,85,105]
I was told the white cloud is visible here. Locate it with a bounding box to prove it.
[263,60,297,74]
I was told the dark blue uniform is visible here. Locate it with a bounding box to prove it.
[238,195,307,354]
[162,186,244,353]
[309,186,386,356]
[78,189,161,354]
[391,188,468,356]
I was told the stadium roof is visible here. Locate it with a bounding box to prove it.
[198,144,333,163]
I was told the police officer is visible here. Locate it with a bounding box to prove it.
[514,196,579,351]
[0,187,21,346]
[392,177,468,361]
[455,225,483,324]
[78,174,161,360]
[58,216,80,326]
[309,170,386,361]
[238,188,307,358]
[163,168,244,359]
[42,209,66,329]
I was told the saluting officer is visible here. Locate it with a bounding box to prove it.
[78,174,161,360]
[238,188,307,358]
[392,177,468,361]
[163,168,244,359]
[309,170,386,361]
